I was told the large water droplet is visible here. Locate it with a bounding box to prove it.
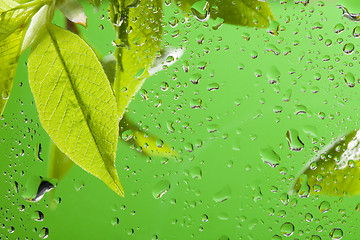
[1,91,9,100]
[353,26,360,37]
[330,228,343,239]
[191,0,210,22]
[337,5,360,22]
[23,177,56,202]
[343,43,355,54]
[152,180,170,199]
[39,227,49,239]
[344,72,355,87]
[319,201,330,213]
[280,222,294,236]
[31,210,44,221]
[286,129,304,151]
[213,185,231,203]
[259,147,281,168]
[334,23,345,34]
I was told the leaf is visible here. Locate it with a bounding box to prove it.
[291,130,360,197]
[0,27,26,115]
[0,1,38,42]
[0,0,19,11]
[109,0,163,118]
[120,116,175,157]
[28,23,124,196]
[178,0,275,28]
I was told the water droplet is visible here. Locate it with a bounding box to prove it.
[334,23,345,34]
[344,72,355,87]
[286,129,304,151]
[259,147,281,168]
[190,167,202,179]
[319,201,330,213]
[152,180,170,199]
[280,222,294,236]
[37,143,43,161]
[135,68,145,78]
[343,43,354,54]
[39,227,49,239]
[267,66,280,84]
[122,130,133,141]
[17,204,25,211]
[31,210,44,221]
[213,185,231,203]
[156,139,164,148]
[212,17,224,30]
[189,73,201,84]
[296,174,310,198]
[168,16,178,28]
[23,178,55,202]
[191,0,210,22]
[111,217,120,226]
[202,214,209,222]
[7,226,14,233]
[160,82,169,91]
[305,213,313,222]
[1,91,9,100]
[139,89,148,100]
[190,99,202,109]
[330,228,343,239]
[353,26,360,37]
[134,37,147,46]
[337,5,360,22]
[73,179,85,191]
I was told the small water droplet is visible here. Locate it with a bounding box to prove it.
[111,217,120,226]
[353,26,360,37]
[1,91,9,100]
[122,130,133,141]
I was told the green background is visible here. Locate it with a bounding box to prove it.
[2,0,360,239]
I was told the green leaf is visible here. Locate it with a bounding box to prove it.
[291,130,360,197]
[0,1,38,42]
[178,0,275,28]
[28,23,124,197]
[0,0,19,11]
[0,27,26,115]
[109,0,163,118]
